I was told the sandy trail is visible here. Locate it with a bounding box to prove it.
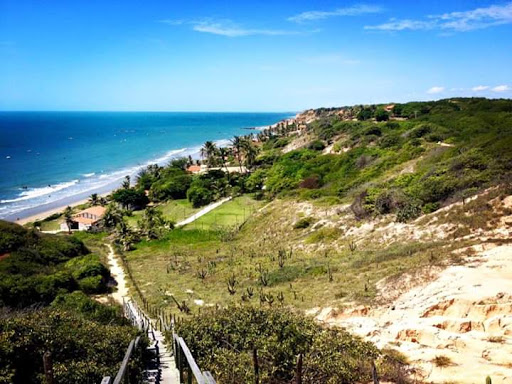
[315,244,512,383]
[106,243,128,305]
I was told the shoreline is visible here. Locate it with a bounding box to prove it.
[15,197,90,226]
[4,115,293,225]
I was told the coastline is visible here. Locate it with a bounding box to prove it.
[15,197,90,225]
[3,115,294,225]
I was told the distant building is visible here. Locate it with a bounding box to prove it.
[60,206,106,232]
[186,165,202,174]
[384,104,395,112]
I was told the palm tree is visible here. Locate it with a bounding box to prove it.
[138,206,173,240]
[218,147,231,180]
[242,139,258,170]
[121,175,131,189]
[63,206,74,234]
[102,203,123,229]
[88,193,99,206]
[200,141,218,168]
[230,136,244,173]
[114,219,137,251]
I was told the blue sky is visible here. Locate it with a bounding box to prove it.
[0,0,511,111]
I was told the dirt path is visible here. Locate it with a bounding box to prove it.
[316,244,512,383]
[106,243,128,305]
[106,243,179,383]
[176,196,231,227]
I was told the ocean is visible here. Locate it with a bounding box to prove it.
[0,111,291,221]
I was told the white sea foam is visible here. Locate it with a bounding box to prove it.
[0,147,197,218]
[0,180,79,204]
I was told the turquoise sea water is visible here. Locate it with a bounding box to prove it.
[0,112,291,220]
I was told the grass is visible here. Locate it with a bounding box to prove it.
[121,195,461,317]
[432,355,454,368]
[184,195,263,230]
[125,199,200,228]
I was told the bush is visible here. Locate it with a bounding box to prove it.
[0,308,142,384]
[172,307,402,384]
[294,217,314,229]
[78,275,106,294]
[51,291,124,325]
[187,185,214,208]
[375,109,389,122]
[308,140,326,151]
[396,201,421,223]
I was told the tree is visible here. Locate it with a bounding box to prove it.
[375,108,390,122]
[88,193,99,206]
[200,141,218,168]
[114,220,138,251]
[230,136,244,173]
[218,147,231,179]
[242,138,259,170]
[102,203,123,229]
[121,175,131,189]
[111,188,148,210]
[187,185,214,208]
[137,207,174,240]
[63,206,74,234]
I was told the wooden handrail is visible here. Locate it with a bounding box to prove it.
[173,333,216,384]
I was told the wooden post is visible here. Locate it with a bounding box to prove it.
[253,349,259,384]
[43,351,53,384]
[295,353,303,384]
[372,361,379,384]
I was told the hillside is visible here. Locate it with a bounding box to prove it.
[116,97,512,383]
[2,97,511,383]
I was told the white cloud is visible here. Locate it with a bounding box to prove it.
[288,4,382,23]
[427,86,445,94]
[192,21,299,37]
[365,19,434,31]
[160,18,306,37]
[491,85,511,92]
[365,2,512,32]
[472,85,489,91]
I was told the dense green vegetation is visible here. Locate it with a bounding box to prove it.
[172,306,410,383]
[0,221,142,383]
[0,220,109,307]
[259,98,512,221]
[0,307,143,383]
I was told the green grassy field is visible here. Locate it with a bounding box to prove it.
[125,199,200,228]
[184,195,263,230]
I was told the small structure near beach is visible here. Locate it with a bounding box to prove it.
[60,206,106,232]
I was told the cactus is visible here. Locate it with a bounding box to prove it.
[327,265,333,282]
[196,268,208,280]
[277,291,285,305]
[246,287,254,298]
[348,240,357,252]
[227,274,237,295]
[259,270,269,287]
[278,251,285,268]
[486,376,492,384]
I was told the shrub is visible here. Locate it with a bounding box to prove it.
[78,275,106,294]
[375,109,389,122]
[396,201,421,223]
[0,308,141,384]
[294,217,314,229]
[299,175,321,189]
[308,140,326,151]
[171,307,391,384]
[187,185,214,208]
